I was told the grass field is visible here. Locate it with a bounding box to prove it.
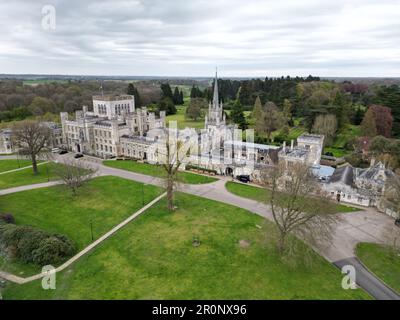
[225,181,359,213]
[324,147,348,158]
[103,160,218,184]
[0,159,35,173]
[0,162,62,190]
[23,80,69,86]
[1,193,369,300]
[356,243,400,294]
[166,105,205,130]
[0,176,163,275]
[332,124,361,149]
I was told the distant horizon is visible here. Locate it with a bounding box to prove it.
[1,73,400,80]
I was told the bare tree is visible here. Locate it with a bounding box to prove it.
[11,120,51,174]
[159,128,187,211]
[312,114,338,146]
[54,158,97,195]
[262,161,337,255]
[256,101,284,142]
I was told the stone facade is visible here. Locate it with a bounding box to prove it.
[60,95,166,158]
[0,122,63,154]
[0,129,13,154]
[323,161,397,216]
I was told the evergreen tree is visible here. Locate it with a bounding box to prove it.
[352,104,365,125]
[159,97,176,115]
[190,85,203,99]
[127,83,141,107]
[231,100,248,130]
[373,85,400,137]
[173,87,181,105]
[179,90,184,105]
[161,83,174,100]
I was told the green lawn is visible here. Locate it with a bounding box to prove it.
[0,176,163,276]
[225,181,359,213]
[323,147,348,158]
[0,159,35,173]
[166,105,205,130]
[356,243,400,294]
[0,162,61,190]
[1,193,368,300]
[332,124,361,149]
[103,160,218,184]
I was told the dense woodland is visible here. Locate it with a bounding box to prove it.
[0,76,399,171]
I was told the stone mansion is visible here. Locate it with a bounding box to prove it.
[60,73,324,175]
[56,72,397,217]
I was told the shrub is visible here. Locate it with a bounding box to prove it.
[0,223,76,266]
[0,213,15,224]
[32,235,75,265]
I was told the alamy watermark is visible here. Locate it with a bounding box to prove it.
[41,5,56,31]
[41,265,56,290]
[341,265,357,290]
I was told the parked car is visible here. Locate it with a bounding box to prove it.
[58,149,68,155]
[74,153,84,159]
[395,218,400,227]
[236,175,251,183]
[51,148,60,153]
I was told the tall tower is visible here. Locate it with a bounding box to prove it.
[205,69,225,128]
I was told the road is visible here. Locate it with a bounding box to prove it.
[334,257,400,300]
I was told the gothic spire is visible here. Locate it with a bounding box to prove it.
[212,68,219,108]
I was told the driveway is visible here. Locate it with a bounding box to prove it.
[2,155,399,299]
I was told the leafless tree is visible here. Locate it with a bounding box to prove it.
[159,128,187,211]
[11,120,51,174]
[262,161,337,255]
[54,158,97,195]
[256,101,284,142]
[312,114,337,146]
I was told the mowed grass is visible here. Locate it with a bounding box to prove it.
[0,162,61,190]
[2,193,369,300]
[0,159,35,173]
[225,181,359,213]
[356,243,400,294]
[0,176,163,258]
[103,160,218,184]
[166,105,205,130]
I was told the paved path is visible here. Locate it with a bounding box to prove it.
[91,161,400,300]
[0,192,166,284]
[0,181,63,195]
[334,257,400,300]
[0,161,49,176]
[1,155,399,299]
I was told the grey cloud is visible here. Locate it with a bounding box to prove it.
[0,0,399,76]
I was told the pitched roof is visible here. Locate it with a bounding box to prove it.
[329,164,354,186]
[357,162,395,180]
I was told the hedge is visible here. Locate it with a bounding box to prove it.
[185,164,218,175]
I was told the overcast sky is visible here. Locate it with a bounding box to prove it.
[0,0,399,77]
